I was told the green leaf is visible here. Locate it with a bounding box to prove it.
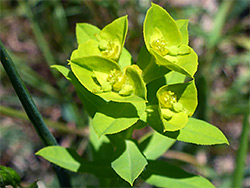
[125,65,147,100]
[99,15,128,53]
[98,93,146,117]
[70,40,101,60]
[144,3,182,51]
[164,118,229,145]
[0,165,21,187]
[176,49,198,78]
[89,120,110,151]
[141,160,215,188]
[111,140,148,186]
[152,49,198,78]
[139,131,175,160]
[36,146,116,178]
[89,122,114,162]
[92,102,139,136]
[165,71,186,85]
[118,48,133,69]
[176,19,189,45]
[51,65,106,117]
[76,23,100,45]
[162,111,189,131]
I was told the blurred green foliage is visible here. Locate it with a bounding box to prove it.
[0,0,249,187]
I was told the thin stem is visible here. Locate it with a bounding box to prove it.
[0,41,71,187]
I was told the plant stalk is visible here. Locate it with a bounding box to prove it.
[0,41,71,187]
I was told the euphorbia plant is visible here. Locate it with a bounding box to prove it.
[37,3,228,187]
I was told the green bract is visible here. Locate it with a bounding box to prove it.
[143,3,198,78]
[72,16,130,66]
[70,56,146,108]
[155,80,197,131]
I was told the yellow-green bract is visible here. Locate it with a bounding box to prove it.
[143,3,198,78]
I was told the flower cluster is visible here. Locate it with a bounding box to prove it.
[54,3,198,135]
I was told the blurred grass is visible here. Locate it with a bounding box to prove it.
[0,0,249,187]
[0,106,87,136]
[232,111,249,188]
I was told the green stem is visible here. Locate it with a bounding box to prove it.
[232,111,249,188]
[0,41,71,187]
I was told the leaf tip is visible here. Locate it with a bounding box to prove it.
[50,65,56,69]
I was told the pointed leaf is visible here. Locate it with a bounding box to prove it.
[118,48,133,69]
[144,3,182,51]
[165,71,186,85]
[163,112,189,131]
[125,65,147,100]
[141,160,215,188]
[176,19,189,45]
[76,23,100,44]
[70,40,101,60]
[176,49,198,78]
[111,140,148,185]
[92,102,139,136]
[140,131,175,160]
[99,15,128,52]
[152,49,198,78]
[98,93,146,117]
[89,122,114,162]
[164,118,229,145]
[36,146,116,177]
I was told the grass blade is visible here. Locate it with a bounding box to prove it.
[232,110,249,188]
